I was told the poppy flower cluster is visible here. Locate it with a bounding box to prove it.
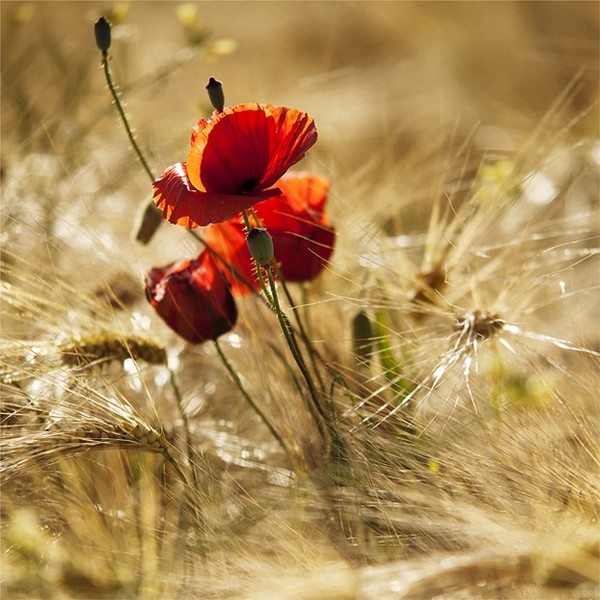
[146,96,335,344]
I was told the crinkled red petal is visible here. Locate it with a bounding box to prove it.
[272,225,336,282]
[261,107,318,191]
[254,172,330,233]
[191,106,272,193]
[204,220,259,295]
[186,104,317,196]
[152,162,280,227]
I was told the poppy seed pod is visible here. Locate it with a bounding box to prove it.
[205,77,225,113]
[94,16,112,52]
[246,227,274,266]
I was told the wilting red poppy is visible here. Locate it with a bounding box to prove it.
[145,251,237,343]
[205,172,335,293]
[152,103,318,228]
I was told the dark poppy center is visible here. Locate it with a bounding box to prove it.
[239,177,258,194]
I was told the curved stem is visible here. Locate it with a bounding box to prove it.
[270,261,325,391]
[214,338,293,459]
[99,51,165,243]
[264,267,333,444]
[168,367,199,485]
[101,52,155,183]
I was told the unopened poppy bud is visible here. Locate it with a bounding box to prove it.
[146,252,238,344]
[246,227,274,266]
[94,16,112,52]
[352,311,373,368]
[205,77,225,112]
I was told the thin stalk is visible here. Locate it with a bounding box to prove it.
[300,284,313,340]
[164,370,207,553]
[100,51,155,183]
[163,453,193,492]
[271,261,325,390]
[214,338,293,459]
[99,49,164,242]
[168,367,199,486]
[242,208,256,230]
[264,267,333,444]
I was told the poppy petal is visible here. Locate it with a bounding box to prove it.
[261,107,318,190]
[187,104,271,193]
[273,225,336,282]
[279,172,329,213]
[205,172,335,288]
[204,220,259,294]
[190,116,211,147]
[152,162,281,227]
[186,104,317,196]
[145,252,238,343]
[256,173,330,231]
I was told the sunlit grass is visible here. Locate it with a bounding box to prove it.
[1,2,598,598]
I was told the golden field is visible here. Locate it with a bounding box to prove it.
[1,2,599,598]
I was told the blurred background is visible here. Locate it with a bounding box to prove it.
[2,1,598,290]
[2,1,598,196]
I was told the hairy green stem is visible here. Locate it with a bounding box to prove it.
[243,211,332,445]
[101,52,156,183]
[99,50,165,243]
[264,267,332,444]
[271,261,325,391]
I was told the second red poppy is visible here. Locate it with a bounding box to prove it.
[205,172,336,294]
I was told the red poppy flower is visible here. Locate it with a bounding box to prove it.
[152,103,318,228]
[205,172,335,293]
[145,251,237,343]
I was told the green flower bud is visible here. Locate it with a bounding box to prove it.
[246,227,274,266]
[205,77,225,113]
[352,311,373,368]
[94,16,112,52]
